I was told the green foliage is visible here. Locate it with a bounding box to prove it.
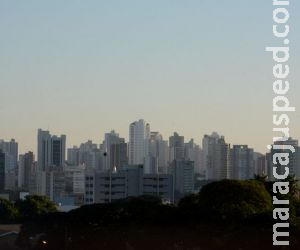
[67,195,164,226]
[257,175,300,225]
[292,198,300,217]
[15,195,58,221]
[285,175,299,197]
[254,174,268,183]
[0,198,18,223]
[18,187,300,249]
[196,180,273,222]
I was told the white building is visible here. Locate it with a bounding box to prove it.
[129,119,150,166]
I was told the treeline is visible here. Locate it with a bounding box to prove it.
[0,195,57,224]
[1,177,300,249]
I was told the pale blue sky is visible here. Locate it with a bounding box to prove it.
[1,0,299,154]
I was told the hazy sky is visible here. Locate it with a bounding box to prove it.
[1,0,300,154]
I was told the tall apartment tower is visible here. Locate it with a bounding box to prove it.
[267,137,300,182]
[110,142,128,172]
[148,132,169,173]
[129,119,150,165]
[103,130,126,171]
[38,129,66,170]
[0,139,19,190]
[0,150,5,192]
[169,132,184,162]
[230,145,254,180]
[184,139,203,174]
[202,132,220,176]
[0,139,18,171]
[169,160,194,202]
[205,135,230,181]
[18,151,34,190]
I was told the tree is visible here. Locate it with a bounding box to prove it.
[286,175,299,197]
[15,195,58,221]
[254,174,268,183]
[197,180,273,222]
[0,198,18,223]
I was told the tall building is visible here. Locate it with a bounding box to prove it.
[103,131,127,171]
[204,135,230,181]
[268,137,300,182]
[202,132,220,177]
[169,132,184,162]
[169,160,194,202]
[253,152,267,176]
[184,139,203,174]
[129,119,150,165]
[18,151,34,190]
[67,146,80,166]
[110,142,128,172]
[0,139,18,190]
[230,145,254,180]
[38,129,66,170]
[68,141,102,170]
[145,132,169,174]
[0,139,18,171]
[0,150,5,192]
[80,141,100,168]
[157,139,169,173]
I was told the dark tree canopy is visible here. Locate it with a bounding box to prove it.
[0,198,18,223]
[196,180,273,222]
[15,195,58,221]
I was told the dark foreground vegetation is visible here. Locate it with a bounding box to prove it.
[1,177,300,249]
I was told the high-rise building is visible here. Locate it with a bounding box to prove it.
[0,150,5,192]
[110,142,128,172]
[0,139,18,172]
[204,135,230,180]
[68,141,102,170]
[184,139,203,174]
[18,151,34,190]
[0,139,19,190]
[37,129,66,170]
[253,152,267,176]
[158,140,169,173]
[169,160,194,202]
[230,145,254,180]
[67,146,80,166]
[202,132,220,177]
[267,137,300,182]
[169,132,184,162]
[146,132,169,174]
[103,131,127,171]
[129,119,150,165]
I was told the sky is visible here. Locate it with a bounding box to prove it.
[1,0,300,154]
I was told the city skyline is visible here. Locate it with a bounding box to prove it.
[1,1,300,155]
[2,122,300,156]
